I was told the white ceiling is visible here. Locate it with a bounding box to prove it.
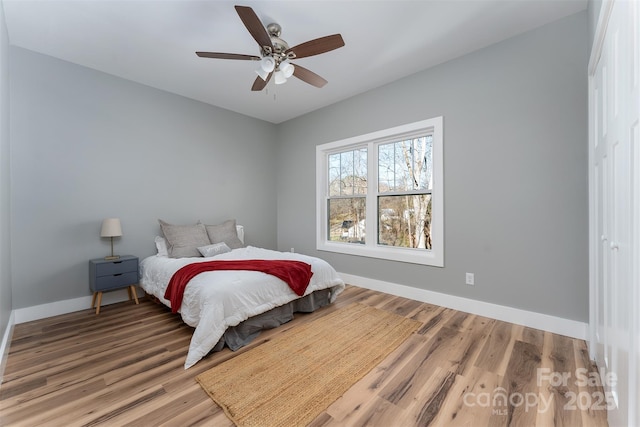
[3,0,587,124]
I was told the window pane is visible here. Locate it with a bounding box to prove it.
[328,197,366,244]
[378,136,433,193]
[340,151,353,194]
[353,148,368,195]
[328,153,341,196]
[378,194,432,249]
[328,149,367,197]
[378,143,395,191]
[420,136,433,191]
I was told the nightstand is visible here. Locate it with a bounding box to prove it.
[89,255,139,314]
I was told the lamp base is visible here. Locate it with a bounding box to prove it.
[104,255,120,260]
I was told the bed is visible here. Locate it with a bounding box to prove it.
[139,220,345,369]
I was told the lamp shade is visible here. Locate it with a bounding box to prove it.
[280,60,294,78]
[100,218,122,237]
[274,70,287,85]
[260,56,275,73]
[255,67,270,81]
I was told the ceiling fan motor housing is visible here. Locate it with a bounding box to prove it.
[262,23,295,67]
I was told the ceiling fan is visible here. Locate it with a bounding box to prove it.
[196,5,345,91]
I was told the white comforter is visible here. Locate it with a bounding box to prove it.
[139,246,345,369]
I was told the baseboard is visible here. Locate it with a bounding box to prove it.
[0,310,15,386]
[9,274,587,340]
[13,288,141,324]
[339,273,588,340]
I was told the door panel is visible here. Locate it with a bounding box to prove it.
[589,1,639,425]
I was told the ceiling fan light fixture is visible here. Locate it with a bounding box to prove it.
[280,60,295,78]
[260,56,275,73]
[274,70,287,85]
[255,67,270,81]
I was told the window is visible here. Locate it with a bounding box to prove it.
[327,148,367,244]
[316,117,443,266]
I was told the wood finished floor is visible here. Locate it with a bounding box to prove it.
[0,285,608,427]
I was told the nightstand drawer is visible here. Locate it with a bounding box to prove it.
[89,255,140,314]
[94,258,138,277]
[93,271,138,291]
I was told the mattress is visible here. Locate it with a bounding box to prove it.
[140,246,345,368]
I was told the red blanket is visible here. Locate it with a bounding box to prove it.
[164,259,314,313]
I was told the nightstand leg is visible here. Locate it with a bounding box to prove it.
[129,285,139,305]
[95,292,103,315]
[91,292,97,308]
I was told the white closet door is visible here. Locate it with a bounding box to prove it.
[592,23,609,378]
[589,1,639,426]
[629,1,640,426]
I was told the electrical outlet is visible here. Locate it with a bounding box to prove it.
[465,273,475,286]
[290,247,295,253]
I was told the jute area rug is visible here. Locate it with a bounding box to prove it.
[196,303,421,427]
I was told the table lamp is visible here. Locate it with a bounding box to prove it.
[100,218,122,260]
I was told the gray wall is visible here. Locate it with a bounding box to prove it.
[0,3,11,339]
[10,48,278,309]
[276,12,589,321]
[587,0,602,51]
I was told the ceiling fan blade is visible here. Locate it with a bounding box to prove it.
[251,72,272,91]
[292,64,328,88]
[234,5,273,50]
[196,52,260,61]
[286,34,345,59]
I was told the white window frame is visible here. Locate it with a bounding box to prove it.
[316,117,444,267]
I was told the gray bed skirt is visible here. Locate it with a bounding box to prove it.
[211,287,334,352]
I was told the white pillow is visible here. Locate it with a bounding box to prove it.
[155,236,169,257]
[236,225,244,244]
[198,242,232,257]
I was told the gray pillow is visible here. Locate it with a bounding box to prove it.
[198,242,232,257]
[205,219,245,249]
[158,220,211,258]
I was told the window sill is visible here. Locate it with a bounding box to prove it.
[317,241,443,267]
